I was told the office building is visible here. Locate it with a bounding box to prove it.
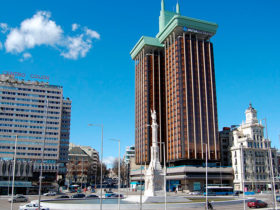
[0,74,71,194]
[67,143,99,186]
[230,104,278,191]
[130,0,220,166]
[219,127,232,167]
[124,145,135,164]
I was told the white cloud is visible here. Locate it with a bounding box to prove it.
[5,11,62,53]
[1,11,100,60]
[72,23,79,31]
[85,28,100,39]
[0,42,2,50]
[19,52,32,62]
[0,23,8,33]
[61,35,91,60]
[103,156,116,167]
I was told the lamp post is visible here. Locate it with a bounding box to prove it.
[81,156,84,191]
[240,144,246,210]
[10,135,18,210]
[38,99,48,210]
[158,142,166,210]
[136,124,150,210]
[88,124,103,210]
[219,162,222,185]
[203,143,208,210]
[109,138,121,210]
[262,118,277,210]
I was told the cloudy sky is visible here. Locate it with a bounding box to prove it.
[0,0,280,167]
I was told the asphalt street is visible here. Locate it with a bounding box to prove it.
[0,192,278,210]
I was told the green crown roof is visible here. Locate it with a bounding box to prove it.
[130,36,164,60]
[156,14,218,43]
[130,1,218,60]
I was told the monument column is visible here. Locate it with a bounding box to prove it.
[144,110,165,196]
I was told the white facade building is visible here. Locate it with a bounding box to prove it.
[230,104,277,191]
[124,145,135,164]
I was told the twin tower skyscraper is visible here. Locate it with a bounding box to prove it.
[130,0,220,166]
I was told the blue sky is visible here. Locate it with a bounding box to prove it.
[0,0,279,166]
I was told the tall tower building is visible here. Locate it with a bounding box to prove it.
[131,0,220,165]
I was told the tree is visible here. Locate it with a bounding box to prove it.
[88,161,109,186]
[112,158,129,187]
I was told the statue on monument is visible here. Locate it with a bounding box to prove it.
[151,109,157,122]
[144,109,165,196]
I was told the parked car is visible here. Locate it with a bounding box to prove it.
[43,191,56,196]
[105,193,123,198]
[234,190,243,196]
[19,203,49,210]
[71,193,86,198]
[247,200,268,208]
[110,193,124,198]
[55,195,70,199]
[86,194,99,199]
[276,196,280,202]
[8,195,28,203]
[189,191,201,195]
[105,193,113,198]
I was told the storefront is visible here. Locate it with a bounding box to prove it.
[0,181,33,195]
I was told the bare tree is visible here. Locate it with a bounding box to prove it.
[112,158,129,187]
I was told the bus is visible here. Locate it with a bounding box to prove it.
[204,185,233,196]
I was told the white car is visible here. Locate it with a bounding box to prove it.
[8,195,28,202]
[19,203,49,210]
[43,191,56,196]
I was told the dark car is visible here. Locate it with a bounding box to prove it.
[234,190,243,196]
[86,194,99,199]
[247,200,267,208]
[276,196,280,202]
[71,193,86,199]
[106,193,123,198]
[56,195,70,199]
[111,194,124,198]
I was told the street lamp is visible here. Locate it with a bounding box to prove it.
[203,143,208,210]
[158,142,166,210]
[38,99,48,210]
[109,138,121,210]
[10,135,18,210]
[135,124,150,210]
[88,124,103,210]
[261,118,277,210]
[240,143,246,210]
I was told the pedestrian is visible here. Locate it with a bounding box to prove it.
[207,200,213,210]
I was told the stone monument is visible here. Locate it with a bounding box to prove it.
[144,110,165,196]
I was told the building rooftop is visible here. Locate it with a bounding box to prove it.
[0,74,62,89]
[130,0,218,60]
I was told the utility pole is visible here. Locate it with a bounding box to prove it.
[10,135,18,210]
[38,99,48,210]
[241,144,246,210]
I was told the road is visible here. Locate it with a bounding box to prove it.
[0,192,278,210]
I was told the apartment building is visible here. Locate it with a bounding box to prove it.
[67,143,99,186]
[230,104,278,191]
